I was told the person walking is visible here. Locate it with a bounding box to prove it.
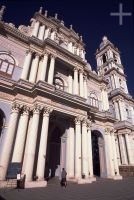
[60,168,67,188]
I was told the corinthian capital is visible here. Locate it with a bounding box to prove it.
[43,107,53,116]
[33,104,41,114]
[11,103,20,112]
[22,105,30,115]
[74,116,81,125]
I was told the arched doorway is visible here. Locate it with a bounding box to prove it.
[91,130,106,177]
[44,116,68,180]
[0,109,5,138]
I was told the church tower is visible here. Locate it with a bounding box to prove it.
[96,36,134,167]
[96,36,134,122]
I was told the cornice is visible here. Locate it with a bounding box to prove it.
[0,76,116,122]
[108,89,133,102]
[95,43,120,56]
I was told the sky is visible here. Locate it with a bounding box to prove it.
[0,0,133,95]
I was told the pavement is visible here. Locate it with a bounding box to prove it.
[0,177,134,200]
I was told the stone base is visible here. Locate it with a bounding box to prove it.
[112,175,122,180]
[89,176,96,182]
[25,181,47,188]
[77,178,92,184]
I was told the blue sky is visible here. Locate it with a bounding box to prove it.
[0,0,133,95]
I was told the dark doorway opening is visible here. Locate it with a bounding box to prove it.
[92,131,100,176]
[45,125,62,180]
[0,109,5,138]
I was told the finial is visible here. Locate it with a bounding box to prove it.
[39,6,43,14]
[102,36,108,42]
[55,13,58,19]
[80,35,83,41]
[0,5,6,21]
[61,20,64,25]
[44,10,48,17]
[70,24,73,30]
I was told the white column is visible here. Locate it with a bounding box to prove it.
[113,74,119,88]
[87,121,93,177]
[36,107,50,180]
[111,75,115,89]
[118,99,125,121]
[21,50,32,80]
[67,124,75,178]
[101,86,109,111]
[81,119,88,177]
[118,134,128,164]
[79,70,84,97]
[12,106,29,163]
[113,100,120,120]
[68,41,72,52]
[50,29,55,40]
[83,75,87,99]
[47,55,55,84]
[75,117,82,179]
[104,129,115,177]
[36,57,43,82]
[29,53,40,83]
[40,53,49,81]
[44,28,50,39]
[73,68,79,95]
[22,115,33,174]
[125,133,133,164]
[24,105,40,181]
[115,137,121,165]
[32,21,40,37]
[38,25,45,40]
[130,106,134,125]
[111,131,120,175]
[68,74,73,94]
[0,103,20,180]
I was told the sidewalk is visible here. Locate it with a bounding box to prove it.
[0,177,134,200]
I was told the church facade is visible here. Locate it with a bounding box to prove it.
[0,6,134,186]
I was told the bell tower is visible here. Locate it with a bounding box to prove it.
[96,36,128,94]
[95,36,134,124]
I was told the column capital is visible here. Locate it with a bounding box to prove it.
[26,49,33,55]
[11,103,21,113]
[74,67,78,72]
[33,104,41,114]
[83,74,87,81]
[74,116,81,125]
[22,105,30,115]
[50,54,56,59]
[43,107,53,116]
[79,69,84,74]
[87,120,92,128]
[82,117,88,126]
[104,127,112,135]
[35,52,40,57]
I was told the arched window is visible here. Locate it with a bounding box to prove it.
[89,92,98,108]
[54,77,64,90]
[0,53,15,76]
[102,54,107,63]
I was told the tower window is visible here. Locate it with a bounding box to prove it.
[102,54,106,63]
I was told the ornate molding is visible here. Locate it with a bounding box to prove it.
[33,104,41,114]
[11,103,21,112]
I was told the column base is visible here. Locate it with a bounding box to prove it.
[25,180,47,188]
[107,175,122,180]
[77,178,92,184]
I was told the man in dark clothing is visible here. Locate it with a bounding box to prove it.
[60,168,67,187]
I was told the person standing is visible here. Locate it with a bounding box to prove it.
[61,168,67,187]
